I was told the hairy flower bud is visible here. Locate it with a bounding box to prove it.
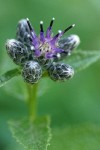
[59,34,80,52]
[48,63,74,81]
[22,61,42,84]
[16,19,30,42]
[16,19,34,50]
[6,39,29,66]
[55,35,80,61]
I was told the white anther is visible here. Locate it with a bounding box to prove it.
[40,21,43,24]
[72,24,75,27]
[57,53,61,58]
[52,17,55,20]
[58,30,62,34]
[26,18,29,21]
[31,46,34,50]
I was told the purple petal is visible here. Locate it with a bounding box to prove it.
[35,49,41,57]
[45,52,54,58]
[40,31,45,43]
[46,27,52,39]
[26,18,39,48]
[40,21,45,43]
[31,32,39,49]
[53,47,64,53]
[50,31,62,46]
[46,18,55,39]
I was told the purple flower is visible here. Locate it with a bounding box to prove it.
[25,18,76,59]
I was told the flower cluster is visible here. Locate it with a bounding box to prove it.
[6,18,80,84]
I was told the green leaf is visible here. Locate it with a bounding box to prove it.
[9,116,51,150]
[0,68,20,88]
[66,50,100,72]
[3,76,28,101]
[49,124,100,150]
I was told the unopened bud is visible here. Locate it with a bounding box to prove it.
[6,39,29,66]
[48,63,74,81]
[22,61,42,84]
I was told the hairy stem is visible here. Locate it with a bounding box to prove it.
[26,83,38,121]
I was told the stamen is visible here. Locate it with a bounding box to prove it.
[50,24,75,46]
[40,21,45,42]
[40,21,44,32]
[50,17,55,28]
[50,30,62,45]
[54,30,62,39]
[63,24,75,34]
[26,18,33,31]
[26,18,39,48]
[46,17,55,39]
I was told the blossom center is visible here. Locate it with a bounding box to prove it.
[39,42,52,55]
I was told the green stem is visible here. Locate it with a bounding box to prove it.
[26,83,38,121]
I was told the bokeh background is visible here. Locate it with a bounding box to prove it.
[0,0,100,150]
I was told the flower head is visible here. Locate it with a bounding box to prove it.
[19,18,75,59]
[6,18,80,84]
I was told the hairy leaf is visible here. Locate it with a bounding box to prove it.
[9,116,51,150]
[66,50,100,72]
[49,124,100,150]
[0,68,20,88]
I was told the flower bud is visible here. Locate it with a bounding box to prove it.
[56,34,80,61]
[6,39,29,66]
[22,61,42,84]
[48,63,74,81]
[16,19,33,49]
[59,34,80,51]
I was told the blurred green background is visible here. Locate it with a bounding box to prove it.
[0,0,100,149]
